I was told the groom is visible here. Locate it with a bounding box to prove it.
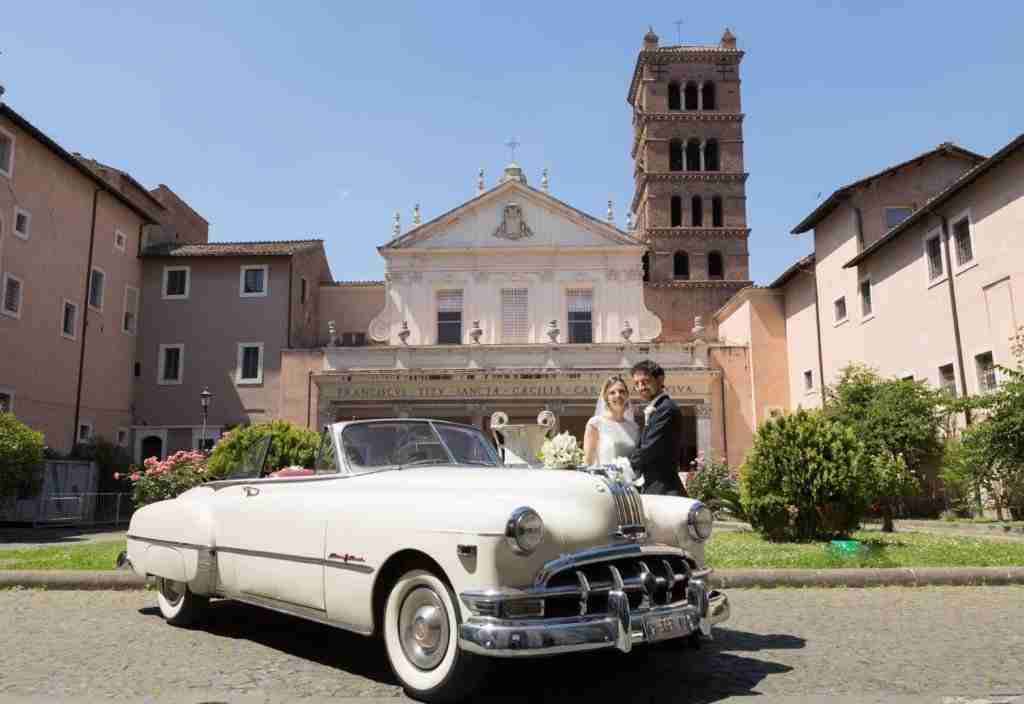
[628,360,685,496]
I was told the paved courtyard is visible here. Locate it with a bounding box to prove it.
[0,587,1022,703]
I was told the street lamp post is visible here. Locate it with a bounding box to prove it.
[200,387,213,452]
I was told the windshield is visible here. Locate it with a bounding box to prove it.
[340,420,500,472]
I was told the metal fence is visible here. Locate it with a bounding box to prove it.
[33,492,135,527]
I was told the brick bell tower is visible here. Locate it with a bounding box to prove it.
[627,26,752,340]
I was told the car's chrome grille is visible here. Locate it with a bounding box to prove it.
[540,553,693,618]
[602,477,646,540]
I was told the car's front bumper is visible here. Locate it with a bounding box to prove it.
[459,580,729,658]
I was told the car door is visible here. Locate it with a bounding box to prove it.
[213,436,327,611]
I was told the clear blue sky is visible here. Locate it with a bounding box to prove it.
[3,1,1022,284]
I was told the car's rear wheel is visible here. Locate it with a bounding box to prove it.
[156,577,209,627]
[383,568,488,703]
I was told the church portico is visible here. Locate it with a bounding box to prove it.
[312,342,720,468]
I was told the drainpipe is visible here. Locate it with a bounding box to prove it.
[286,258,294,349]
[938,214,971,426]
[719,370,729,465]
[72,189,101,449]
[809,265,827,407]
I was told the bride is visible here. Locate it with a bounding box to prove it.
[582,375,640,467]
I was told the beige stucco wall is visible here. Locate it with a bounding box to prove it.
[134,256,291,432]
[318,284,385,345]
[0,113,146,451]
[781,272,823,408]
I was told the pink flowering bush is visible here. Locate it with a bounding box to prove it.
[117,450,212,508]
[686,451,745,520]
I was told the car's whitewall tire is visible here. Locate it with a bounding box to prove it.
[383,568,487,702]
[156,577,208,627]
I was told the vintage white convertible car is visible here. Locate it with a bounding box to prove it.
[126,415,730,702]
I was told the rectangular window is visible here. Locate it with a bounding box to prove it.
[240,265,268,297]
[0,128,13,177]
[925,233,944,281]
[885,206,914,229]
[2,273,23,318]
[938,363,957,397]
[162,266,190,299]
[88,268,105,310]
[114,229,127,253]
[975,351,996,392]
[300,277,307,304]
[436,290,463,344]
[803,370,814,391]
[62,300,78,340]
[158,344,184,385]
[77,422,94,443]
[13,208,31,240]
[116,428,129,447]
[341,332,366,347]
[859,278,872,317]
[952,216,974,267]
[122,286,139,335]
[237,343,264,384]
[567,288,594,344]
[501,288,529,343]
[833,295,847,323]
[0,389,14,413]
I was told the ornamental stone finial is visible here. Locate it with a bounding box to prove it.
[546,320,560,343]
[626,211,634,230]
[412,203,421,225]
[643,26,659,49]
[541,168,549,192]
[477,168,485,194]
[469,320,483,344]
[692,315,705,339]
[398,321,410,345]
[392,211,401,237]
[621,320,634,342]
[720,27,737,49]
[607,199,614,223]
[327,320,339,347]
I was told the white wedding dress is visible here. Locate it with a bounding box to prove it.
[586,415,640,466]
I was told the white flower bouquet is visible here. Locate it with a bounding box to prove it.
[537,431,584,469]
[603,456,644,488]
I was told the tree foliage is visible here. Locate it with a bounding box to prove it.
[206,420,320,478]
[0,412,45,498]
[740,408,870,541]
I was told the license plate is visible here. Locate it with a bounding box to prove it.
[643,613,689,643]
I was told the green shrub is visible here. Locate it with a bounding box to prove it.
[740,408,870,541]
[939,439,976,518]
[206,420,319,477]
[687,452,745,520]
[71,437,133,493]
[0,413,45,498]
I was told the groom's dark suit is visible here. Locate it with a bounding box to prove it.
[628,393,685,495]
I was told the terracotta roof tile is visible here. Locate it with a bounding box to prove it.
[142,240,322,257]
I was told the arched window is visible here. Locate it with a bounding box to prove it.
[685,139,701,171]
[670,195,682,227]
[702,82,716,110]
[673,251,690,280]
[669,139,683,172]
[642,252,650,283]
[691,195,703,227]
[708,251,724,280]
[703,139,720,171]
[684,82,699,110]
[712,196,724,228]
[667,82,681,111]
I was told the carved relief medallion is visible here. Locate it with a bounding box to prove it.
[493,202,534,241]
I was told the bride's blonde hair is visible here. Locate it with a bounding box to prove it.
[600,375,630,404]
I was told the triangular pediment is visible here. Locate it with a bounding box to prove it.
[381,180,640,251]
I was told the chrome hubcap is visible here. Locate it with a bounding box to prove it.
[160,578,184,606]
[399,586,449,670]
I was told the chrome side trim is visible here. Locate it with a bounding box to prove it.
[224,591,373,636]
[127,536,374,574]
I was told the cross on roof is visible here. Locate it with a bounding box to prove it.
[504,137,521,162]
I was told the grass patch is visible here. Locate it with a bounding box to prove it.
[706,530,1024,569]
[0,540,126,570]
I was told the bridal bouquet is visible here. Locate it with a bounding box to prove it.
[537,431,584,469]
[604,456,644,488]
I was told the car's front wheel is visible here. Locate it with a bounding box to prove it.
[383,568,488,703]
[156,577,209,627]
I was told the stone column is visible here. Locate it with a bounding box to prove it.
[695,402,712,458]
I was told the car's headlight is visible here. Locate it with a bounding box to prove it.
[505,507,544,555]
[686,502,714,542]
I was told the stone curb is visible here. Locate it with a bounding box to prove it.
[4,567,1024,591]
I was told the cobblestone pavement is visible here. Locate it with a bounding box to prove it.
[1,587,1022,703]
